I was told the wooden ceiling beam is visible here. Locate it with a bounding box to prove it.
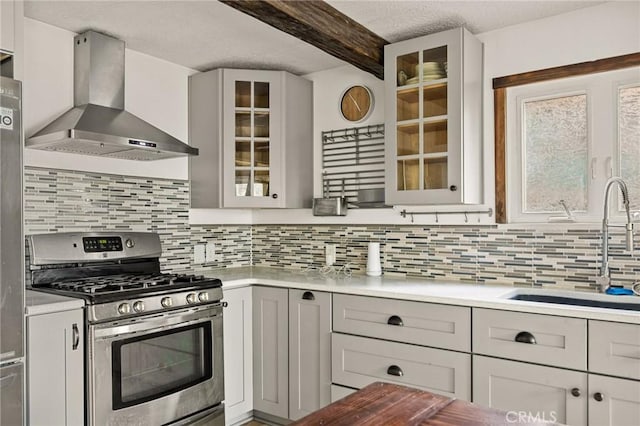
[219,0,388,79]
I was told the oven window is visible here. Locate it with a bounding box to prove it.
[112,322,212,409]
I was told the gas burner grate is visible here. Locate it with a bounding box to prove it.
[49,273,209,294]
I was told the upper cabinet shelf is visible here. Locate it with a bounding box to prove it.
[189,69,313,209]
[385,27,483,205]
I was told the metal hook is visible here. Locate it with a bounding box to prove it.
[411,213,414,223]
[464,212,468,223]
[435,212,439,223]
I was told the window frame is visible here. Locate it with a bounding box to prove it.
[493,52,640,223]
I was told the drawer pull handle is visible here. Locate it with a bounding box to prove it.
[387,365,403,377]
[571,388,581,397]
[302,291,315,301]
[594,392,604,402]
[515,331,537,344]
[387,315,404,327]
[72,323,80,350]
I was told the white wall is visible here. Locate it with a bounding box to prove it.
[23,18,197,180]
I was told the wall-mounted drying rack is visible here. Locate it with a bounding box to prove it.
[400,208,494,223]
[321,123,386,205]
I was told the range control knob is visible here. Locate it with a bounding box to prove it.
[198,292,209,302]
[133,301,145,313]
[117,303,131,315]
[125,238,135,248]
[161,297,173,308]
[186,293,197,304]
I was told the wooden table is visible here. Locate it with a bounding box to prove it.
[291,382,557,426]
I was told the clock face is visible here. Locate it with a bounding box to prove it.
[340,85,373,122]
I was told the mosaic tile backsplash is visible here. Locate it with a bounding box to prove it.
[24,167,640,292]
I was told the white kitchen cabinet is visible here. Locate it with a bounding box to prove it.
[27,308,84,426]
[252,286,289,419]
[289,289,332,420]
[0,0,15,53]
[473,355,587,426]
[588,374,640,426]
[189,68,313,209]
[384,27,482,205]
[589,320,640,381]
[223,287,253,425]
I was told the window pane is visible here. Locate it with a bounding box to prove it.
[619,85,640,210]
[523,94,588,212]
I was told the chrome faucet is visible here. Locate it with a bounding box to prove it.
[596,177,634,292]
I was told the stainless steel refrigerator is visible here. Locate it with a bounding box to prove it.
[0,76,24,425]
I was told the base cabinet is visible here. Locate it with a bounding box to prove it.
[27,308,84,426]
[0,0,15,53]
[223,287,253,425]
[473,356,587,426]
[253,286,289,419]
[289,289,332,420]
[589,374,640,426]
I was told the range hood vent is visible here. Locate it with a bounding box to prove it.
[26,31,198,161]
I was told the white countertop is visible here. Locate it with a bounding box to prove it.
[204,267,640,324]
[26,290,85,316]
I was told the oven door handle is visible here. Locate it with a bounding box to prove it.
[93,304,222,340]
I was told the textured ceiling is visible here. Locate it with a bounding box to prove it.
[25,0,605,75]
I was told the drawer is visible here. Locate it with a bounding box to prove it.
[332,293,470,352]
[331,333,471,400]
[472,308,587,370]
[589,320,640,380]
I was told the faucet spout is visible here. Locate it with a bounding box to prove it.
[599,177,634,292]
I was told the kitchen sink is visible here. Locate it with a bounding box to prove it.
[506,290,640,311]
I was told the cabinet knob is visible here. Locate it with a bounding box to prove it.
[387,365,404,377]
[515,331,537,344]
[272,193,278,199]
[449,185,458,191]
[570,388,581,397]
[594,392,604,402]
[302,291,315,301]
[387,315,404,327]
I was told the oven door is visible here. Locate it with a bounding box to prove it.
[88,304,224,426]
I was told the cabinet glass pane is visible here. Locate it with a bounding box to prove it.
[523,94,588,212]
[235,141,251,167]
[254,112,269,138]
[397,88,419,121]
[254,170,270,197]
[423,46,447,80]
[235,81,251,108]
[396,52,419,87]
[619,85,640,210]
[424,120,447,154]
[424,157,447,189]
[397,123,419,156]
[254,82,269,108]
[235,170,251,197]
[235,112,251,137]
[254,141,270,168]
[397,159,420,191]
[424,83,447,118]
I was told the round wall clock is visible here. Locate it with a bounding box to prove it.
[340,85,374,122]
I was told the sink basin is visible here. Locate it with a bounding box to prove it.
[506,291,640,311]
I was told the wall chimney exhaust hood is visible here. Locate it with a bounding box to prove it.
[26,31,198,161]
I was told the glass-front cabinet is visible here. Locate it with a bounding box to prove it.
[385,27,483,205]
[223,70,283,208]
[189,69,313,209]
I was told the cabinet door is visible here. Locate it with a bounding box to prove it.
[253,286,288,418]
[289,289,331,420]
[0,0,14,53]
[223,287,253,424]
[223,69,283,208]
[473,356,587,426]
[384,27,482,205]
[589,374,640,426]
[27,309,84,426]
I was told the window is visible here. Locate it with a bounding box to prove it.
[506,67,640,222]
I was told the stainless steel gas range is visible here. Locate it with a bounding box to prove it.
[28,231,225,426]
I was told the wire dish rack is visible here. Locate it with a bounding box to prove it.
[321,123,386,207]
